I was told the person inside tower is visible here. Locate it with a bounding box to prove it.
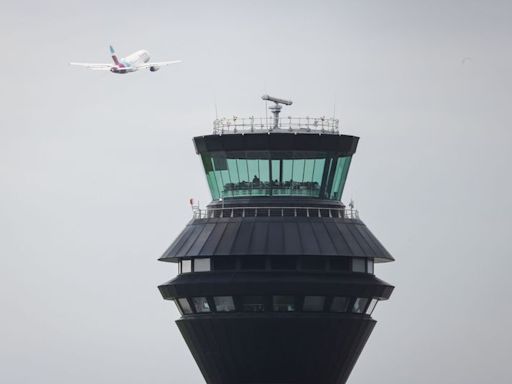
[252,175,260,184]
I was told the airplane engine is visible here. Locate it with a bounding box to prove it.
[149,66,160,72]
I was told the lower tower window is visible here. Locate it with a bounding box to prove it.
[181,259,192,273]
[352,258,366,273]
[303,296,326,312]
[194,258,211,272]
[330,258,350,271]
[366,298,378,315]
[241,256,266,270]
[214,296,235,312]
[177,298,193,314]
[273,296,296,312]
[192,297,211,313]
[367,259,374,274]
[352,298,369,314]
[300,256,326,270]
[271,256,297,270]
[330,297,350,312]
[242,296,265,312]
[213,256,236,270]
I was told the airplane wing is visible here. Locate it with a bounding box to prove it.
[136,60,182,69]
[69,62,112,70]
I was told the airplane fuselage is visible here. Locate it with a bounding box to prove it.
[111,50,150,74]
[70,46,180,74]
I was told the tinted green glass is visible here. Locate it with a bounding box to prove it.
[312,158,325,186]
[330,156,352,200]
[227,159,239,184]
[201,152,351,200]
[339,156,352,199]
[303,159,315,182]
[292,159,305,183]
[247,159,259,184]
[282,159,293,184]
[270,160,281,195]
[258,160,268,182]
[202,154,220,199]
[330,157,344,200]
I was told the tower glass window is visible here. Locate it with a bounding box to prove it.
[330,257,350,271]
[273,296,296,312]
[352,298,369,314]
[367,259,374,274]
[194,258,211,272]
[330,297,350,312]
[303,296,326,312]
[366,299,378,315]
[201,151,353,200]
[192,297,211,313]
[213,256,236,270]
[352,258,366,273]
[242,296,265,312]
[214,296,236,312]
[177,298,193,314]
[301,256,326,270]
[181,259,192,273]
[271,256,297,270]
[241,256,266,270]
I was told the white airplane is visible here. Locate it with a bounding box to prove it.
[70,46,181,74]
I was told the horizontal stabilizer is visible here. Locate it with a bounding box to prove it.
[69,62,112,70]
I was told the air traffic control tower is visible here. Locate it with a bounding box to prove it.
[158,96,394,384]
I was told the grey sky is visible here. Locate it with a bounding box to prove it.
[1,0,511,383]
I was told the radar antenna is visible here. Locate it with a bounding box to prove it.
[261,95,293,130]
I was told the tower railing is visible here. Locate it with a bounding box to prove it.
[213,116,340,135]
[192,206,359,220]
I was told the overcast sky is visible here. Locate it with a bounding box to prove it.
[1,1,511,383]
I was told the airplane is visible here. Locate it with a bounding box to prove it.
[70,46,181,74]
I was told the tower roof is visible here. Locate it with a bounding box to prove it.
[160,216,394,263]
[194,132,359,155]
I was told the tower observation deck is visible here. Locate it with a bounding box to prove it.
[158,97,394,384]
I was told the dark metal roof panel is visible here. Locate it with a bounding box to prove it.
[266,222,284,254]
[250,222,268,254]
[282,222,303,255]
[323,220,352,255]
[199,221,228,255]
[335,222,365,256]
[215,221,241,255]
[311,221,337,254]
[357,224,394,261]
[354,224,380,257]
[232,220,254,255]
[175,225,204,257]
[159,217,393,262]
[346,223,376,257]
[160,224,196,259]
[188,223,216,256]
[298,221,320,254]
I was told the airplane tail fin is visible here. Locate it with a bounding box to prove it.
[110,45,121,66]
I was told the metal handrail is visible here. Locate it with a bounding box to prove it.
[192,206,359,220]
[213,116,340,135]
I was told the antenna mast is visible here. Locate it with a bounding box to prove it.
[261,95,293,130]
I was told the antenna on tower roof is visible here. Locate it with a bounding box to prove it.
[261,95,293,130]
